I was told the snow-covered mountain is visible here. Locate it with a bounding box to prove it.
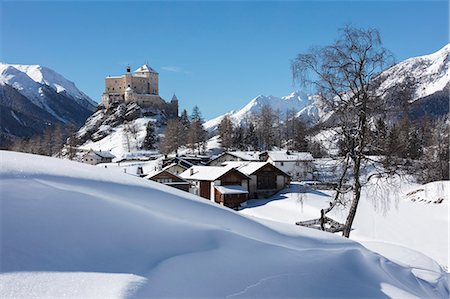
[204,91,324,132]
[205,44,449,132]
[376,44,449,102]
[0,63,96,145]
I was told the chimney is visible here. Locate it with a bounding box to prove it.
[190,168,194,176]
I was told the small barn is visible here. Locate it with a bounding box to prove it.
[237,162,291,198]
[82,150,115,165]
[145,170,190,192]
[180,166,250,209]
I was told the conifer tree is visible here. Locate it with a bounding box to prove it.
[143,121,157,150]
[179,109,190,146]
[188,106,207,154]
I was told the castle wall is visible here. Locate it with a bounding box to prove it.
[102,65,167,112]
[105,77,127,94]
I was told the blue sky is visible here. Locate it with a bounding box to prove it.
[1,0,448,120]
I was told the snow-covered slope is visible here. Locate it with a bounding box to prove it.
[377,44,449,102]
[204,91,323,132]
[74,102,167,160]
[1,151,448,298]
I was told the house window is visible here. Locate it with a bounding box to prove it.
[280,162,284,166]
[157,178,172,183]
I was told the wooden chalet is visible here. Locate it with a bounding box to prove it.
[236,162,291,198]
[180,166,250,209]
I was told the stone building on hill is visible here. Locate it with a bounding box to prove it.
[101,64,178,118]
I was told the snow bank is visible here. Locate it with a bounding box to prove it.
[0,151,448,298]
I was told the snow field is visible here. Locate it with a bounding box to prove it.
[1,151,448,298]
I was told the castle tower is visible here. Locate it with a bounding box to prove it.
[134,64,159,95]
[124,86,134,103]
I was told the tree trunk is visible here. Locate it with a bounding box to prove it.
[343,165,362,238]
[343,108,366,238]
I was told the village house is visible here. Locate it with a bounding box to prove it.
[235,162,291,198]
[179,166,250,209]
[260,151,314,181]
[145,170,190,192]
[221,161,291,198]
[207,151,261,166]
[82,149,115,165]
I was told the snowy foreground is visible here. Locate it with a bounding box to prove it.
[241,181,449,271]
[0,151,448,298]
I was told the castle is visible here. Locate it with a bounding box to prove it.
[101,64,178,118]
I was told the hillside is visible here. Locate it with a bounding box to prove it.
[0,63,96,146]
[1,151,448,298]
[74,102,167,160]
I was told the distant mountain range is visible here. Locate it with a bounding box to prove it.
[0,63,96,146]
[204,44,449,132]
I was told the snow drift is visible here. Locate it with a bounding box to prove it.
[0,151,448,298]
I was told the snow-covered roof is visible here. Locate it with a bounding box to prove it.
[227,151,261,161]
[86,150,115,159]
[134,64,158,74]
[236,162,272,176]
[144,169,187,182]
[215,185,248,195]
[180,166,248,181]
[267,151,313,162]
[163,162,189,171]
[222,161,290,177]
[221,161,249,168]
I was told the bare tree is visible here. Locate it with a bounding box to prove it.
[218,115,234,151]
[66,123,78,160]
[256,105,275,150]
[161,119,183,155]
[292,26,392,237]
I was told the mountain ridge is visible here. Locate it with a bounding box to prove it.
[204,44,450,132]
